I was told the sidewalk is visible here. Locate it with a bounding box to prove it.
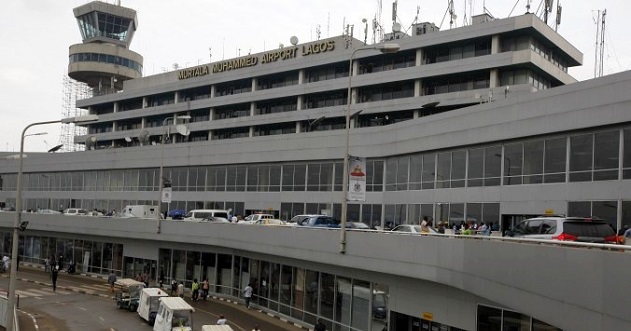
[3,263,310,331]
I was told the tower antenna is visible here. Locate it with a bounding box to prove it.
[594,9,606,78]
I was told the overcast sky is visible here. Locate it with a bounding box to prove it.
[1,0,630,153]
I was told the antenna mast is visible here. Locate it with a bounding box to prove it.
[594,9,606,78]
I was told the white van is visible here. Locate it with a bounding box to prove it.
[63,208,87,216]
[182,209,229,223]
[138,287,169,325]
[153,297,194,331]
[123,205,161,219]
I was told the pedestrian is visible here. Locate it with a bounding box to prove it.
[314,319,326,331]
[216,315,227,325]
[201,278,209,300]
[479,222,491,236]
[171,279,178,296]
[108,270,117,293]
[243,283,253,308]
[177,281,184,298]
[252,324,261,331]
[51,263,59,291]
[142,272,149,287]
[191,278,199,301]
[2,255,10,272]
[44,257,50,273]
[58,255,64,271]
[420,216,430,233]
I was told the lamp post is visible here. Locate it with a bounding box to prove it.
[7,115,98,331]
[156,115,191,234]
[340,43,399,254]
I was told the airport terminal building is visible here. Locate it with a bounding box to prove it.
[1,2,631,330]
[2,6,631,232]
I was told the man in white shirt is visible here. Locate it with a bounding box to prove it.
[243,283,253,308]
[217,315,227,325]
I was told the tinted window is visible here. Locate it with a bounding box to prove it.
[562,222,615,237]
[214,212,229,219]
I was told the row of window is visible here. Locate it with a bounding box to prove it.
[6,128,631,195]
[69,53,142,73]
[87,33,565,114]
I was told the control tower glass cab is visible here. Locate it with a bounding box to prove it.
[68,1,143,96]
[75,6,136,46]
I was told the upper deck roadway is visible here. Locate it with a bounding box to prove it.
[0,212,630,331]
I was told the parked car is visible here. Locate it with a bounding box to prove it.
[391,224,439,234]
[347,221,371,229]
[505,216,618,244]
[254,219,286,226]
[182,209,229,223]
[242,213,279,224]
[300,215,345,228]
[287,214,325,226]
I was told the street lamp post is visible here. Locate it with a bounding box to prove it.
[7,115,98,331]
[340,43,399,254]
[156,115,191,234]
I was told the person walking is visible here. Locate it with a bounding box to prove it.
[314,319,326,331]
[216,315,227,325]
[201,278,209,300]
[252,324,261,331]
[171,279,178,296]
[108,271,117,293]
[243,283,253,308]
[191,279,200,301]
[177,281,184,298]
[51,263,59,291]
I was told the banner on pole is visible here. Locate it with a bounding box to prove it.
[161,187,172,203]
[348,156,366,201]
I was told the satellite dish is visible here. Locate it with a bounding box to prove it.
[290,36,299,46]
[85,135,97,150]
[47,144,63,153]
[392,22,402,33]
[124,136,132,143]
[176,124,190,136]
[138,130,150,146]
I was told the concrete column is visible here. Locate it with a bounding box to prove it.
[210,85,216,98]
[297,96,303,110]
[296,122,301,133]
[416,48,423,66]
[250,102,256,116]
[174,91,179,103]
[298,69,305,84]
[490,68,499,88]
[142,96,147,109]
[491,35,500,54]
[249,126,254,138]
[113,102,118,114]
[252,78,257,91]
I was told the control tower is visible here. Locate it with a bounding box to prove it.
[68,1,143,96]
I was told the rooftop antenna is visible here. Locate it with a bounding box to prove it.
[449,0,457,29]
[526,0,531,13]
[594,9,606,78]
[544,0,553,24]
[316,24,321,40]
[392,0,398,24]
[209,47,212,62]
[555,1,562,32]
[362,18,368,45]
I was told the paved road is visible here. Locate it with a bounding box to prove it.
[0,265,307,331]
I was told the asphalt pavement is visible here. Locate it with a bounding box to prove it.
[0,263,309,331]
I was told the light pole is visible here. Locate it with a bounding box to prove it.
[156,115,191,234]
[340,43,399,254]
[7,115,98,331]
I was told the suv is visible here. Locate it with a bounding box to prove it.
[505,216,617,244]
[301,215,343,228]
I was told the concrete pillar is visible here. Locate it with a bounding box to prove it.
[113,102,118,114]
[297,96,303,110]
[491,35,500,54]
[490,68,499,88]
[250,102,256,116]
[210,85,216,98]
[252,78,257,91]
[174,91,179,103]
[298,69,305,84]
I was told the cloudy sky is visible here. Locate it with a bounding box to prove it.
[1,0,629,153]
